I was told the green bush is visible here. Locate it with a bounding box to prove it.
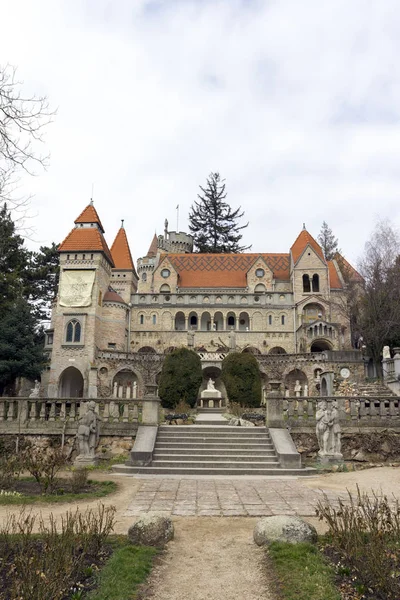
[221,352,261,407]
[158,347,203,409]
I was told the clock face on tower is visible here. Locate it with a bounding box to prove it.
[340,367,350,379]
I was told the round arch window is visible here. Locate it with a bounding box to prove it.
[255,268,265,277]
[161,268,170,278]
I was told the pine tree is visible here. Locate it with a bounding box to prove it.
[318,221,340,261]
[26,243,60,323]
[0,203,29,308]
[189,172,250,253]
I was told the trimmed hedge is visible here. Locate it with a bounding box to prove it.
[221,352,262,407]
[158,348,203,409]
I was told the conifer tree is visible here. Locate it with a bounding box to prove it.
[318,221,340,261]
[188,172,250,253]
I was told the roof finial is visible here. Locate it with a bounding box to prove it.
[303,222,306,230]
[90,198,94,206]
[90,183,94,205]
[121,219,124,228]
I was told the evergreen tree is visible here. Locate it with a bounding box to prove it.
[26,243,60,323]
[158,348,202,409]
[189,172,250,253]
[221,352,261,407]
[317,221,340,261]
[0,203,28,308]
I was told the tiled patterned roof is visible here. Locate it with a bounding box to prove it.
[147,234,158,257]
[58,227,114,266]
[164,253,290,288]
[111,227,137,274]
[291,229,325,264]
[74,203,105,233]
[327,261,343,289]
[334,253,363,282]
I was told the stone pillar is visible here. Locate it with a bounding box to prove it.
[88,366,98,399]
[266,381,284,428]
[185,316,189,330]
[142,384,161,425]
[393,348,400,379]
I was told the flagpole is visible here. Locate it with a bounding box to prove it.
[176,204,179,231]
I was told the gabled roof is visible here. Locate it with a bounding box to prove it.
[58,227,114,266]
[110,226,137,274]
[327,261,343,289]
[334,253,363,282]
[147,234,158,258]
[291,229,325,264]
[74,203,105,233]
[162,253,290,288]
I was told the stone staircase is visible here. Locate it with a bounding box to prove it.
[115,423,312,476]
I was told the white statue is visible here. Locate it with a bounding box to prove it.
[331,400,341,455]
[29,380,40,398]
[383,346,391,359]
[294,380,302,397]
[77,400,99,459]
[316,400,332,455]
[132,381,137,399]
[207,378,216,391]
[303,384,308,397]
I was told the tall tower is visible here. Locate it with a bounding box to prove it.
[47,202,114,398]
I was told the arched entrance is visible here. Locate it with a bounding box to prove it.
[311,339,332,352]
[269,346,287,355]
[59,367,84,398]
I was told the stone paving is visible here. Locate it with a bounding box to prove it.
[124,477,346,518]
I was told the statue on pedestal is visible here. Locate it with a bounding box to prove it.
[29,380,40,398]
[76,401,99,464]
[207,378,216,391]
[294,380,302,397]
[316,400,342,462]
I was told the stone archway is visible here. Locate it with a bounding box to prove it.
[200,365,226,404]
[112,368,139,398]
[284,368,308,396]
[311,339,332,352]
[59,367,84,398]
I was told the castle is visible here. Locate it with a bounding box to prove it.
[43,201,362,401]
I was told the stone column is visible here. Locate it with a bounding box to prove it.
[142,384,161,425]
[88,366,98,399]
[266,381,284,428]
[185,316,189,330]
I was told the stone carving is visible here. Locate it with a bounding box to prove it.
[383,345,391,359]
[316,400,342,462]
[303,384,308,397]
[207,378,216,391]
[132,381,137,398]
[228,330,236,350]
[294,380,302,397]
[29,380,40,398]
[76,401,99,464]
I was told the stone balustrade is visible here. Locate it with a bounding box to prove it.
[0,397,142,436]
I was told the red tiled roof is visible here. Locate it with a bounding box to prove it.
[58,227,114,266]
[327,261,343,289]
[163,253,290,288]
[334,253,364,282]
[291,229,325,264]
[103,290,125,304]
[147,234,158,257]
[111,227,136,272]
[74,204,105,233]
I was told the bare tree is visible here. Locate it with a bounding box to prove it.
[0,64,54,230]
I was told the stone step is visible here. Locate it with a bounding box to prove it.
[151,459,280,468]
[154,442,274,450]
[156,435,270,443]
[154,447,275,455]
[195,420,231,426]
[158,429,268,437]
[159,425,266,432]
[153,453,278,462]
[113,464,315,476]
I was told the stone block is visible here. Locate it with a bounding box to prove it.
[254,516,317,546]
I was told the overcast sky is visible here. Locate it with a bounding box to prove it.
[2,0,400,266]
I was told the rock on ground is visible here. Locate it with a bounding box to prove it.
[253,515,318,546]
[128,513,174,547]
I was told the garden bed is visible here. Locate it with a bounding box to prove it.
[0,477,117,504]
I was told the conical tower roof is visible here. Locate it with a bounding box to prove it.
[146,233,158,258]
[110,223,137,274]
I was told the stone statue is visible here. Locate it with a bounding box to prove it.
[294,380,302,397]
[316,400,332,455]
[228,330,236,350]
[207,378,216,391]
[303,384,308,397]
[29,380,40,398]
[331,400,341,455]
[383,346,391,359]
[76,400,99,462]
[187,330,195,348]
[132,381,137,399]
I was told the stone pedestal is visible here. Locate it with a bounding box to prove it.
[200,389,222,408]
[318,452,344,465]
[74,455,99,467]
[266,381,284,428]
[142,384,161,425]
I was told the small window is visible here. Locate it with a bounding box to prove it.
[152,314,157,325]
[66,319,81,343]
[255,268,264,277]
[268,315,272,325]
[142,272,147,282]
[108,342,116,349]
[164,295,170,302]
[190,315,197,326]
[303,274,311,293]
[82,254,85,260]
[91,254,94,260]
[254,296,260,302]
[67,254,70,260]
[161,268,170,278]
[47,333,53,345]
[74,254,78,260]
[140,315,144,325]
[281,315,285,325]
[312,274,320,293]
[228,316,235,327]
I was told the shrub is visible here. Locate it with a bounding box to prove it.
[21,444,69,494]
[316,486,400,599]
[70,467,89,493]
[0,454,22,490]
[158,347,202,409]
[222,352,262,407]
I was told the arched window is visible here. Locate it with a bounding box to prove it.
[142,272,147,282]
[312,274,320,292]
[66,319,81,343]
[190,315,198,326]
[303,274,311,293]
[281,315,285,325]
[160,284,170,293]
[268,315,272,325]
[140,314,144,325]
[227,315,235,327]
[152,314,157,325]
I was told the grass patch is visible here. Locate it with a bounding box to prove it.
[87,537,157,600]
[267,541,340,600]
[0,479,117,505]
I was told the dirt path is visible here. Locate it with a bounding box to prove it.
[141,517,275,600]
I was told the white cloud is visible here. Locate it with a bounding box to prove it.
[1,0,400,265]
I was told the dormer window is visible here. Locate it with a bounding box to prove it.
[161,268,170,278]
[255,268,265,277]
